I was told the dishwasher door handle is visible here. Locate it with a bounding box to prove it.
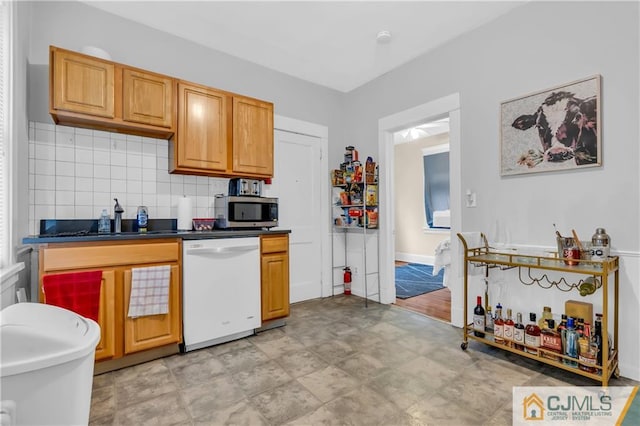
[185,245,259,256]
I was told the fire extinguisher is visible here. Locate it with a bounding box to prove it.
[343,267,352,295]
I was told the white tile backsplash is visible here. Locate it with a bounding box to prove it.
[28,121,228,234]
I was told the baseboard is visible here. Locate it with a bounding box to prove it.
[395,252,434,265]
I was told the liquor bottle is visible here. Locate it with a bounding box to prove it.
[494,303,504,344]
[593,314,603,367]
[576,318,585,338]
[557,314,568,332]
[503,308,515,347]
[557,314,568,356]
[538,306,553,330]
[541,319,562,361]
[524,313,541,355]
[485,306,494,332]
[473,296,486,338]
[562,317,579,367]
[578,323,597,373]
[513,312,525,351]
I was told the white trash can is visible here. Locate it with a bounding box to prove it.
[0,303,101,425]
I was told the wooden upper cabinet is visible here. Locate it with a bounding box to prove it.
[49,46,176,138]
[122,68,175,128]
[232,96,274,177]
[173,82,229,172]
[51,48,115,118]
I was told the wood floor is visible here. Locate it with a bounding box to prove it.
[393,261,451,322]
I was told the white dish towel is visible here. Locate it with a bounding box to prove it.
[128,265,171,318]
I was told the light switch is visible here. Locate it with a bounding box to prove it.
[465,190,477,208]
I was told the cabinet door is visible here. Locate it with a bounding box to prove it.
[123,264,181,354]
[51,49,115,118]
[123,68,175,128]
[232,96,274,177]
[261,252,290,321]
[94,270,117,361]
[175,82,229,171]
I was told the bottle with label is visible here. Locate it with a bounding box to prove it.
[593,314,603,366]
[503,308,515,347]
[562,317,579,367]
[538,306,553,330]
[493,303,504,344]
[137,206,148,233]
[98,209,111,234]
[578,323,597,373]
[513,312,525,351]
[473,296,485,338]
[485,306,494,333]
[541,319,562,361]
[576,317,585,338]
[524,313,541,355]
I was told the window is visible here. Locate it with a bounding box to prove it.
[422,144,450,229]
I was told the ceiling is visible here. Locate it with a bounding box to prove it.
[83,1,526,93]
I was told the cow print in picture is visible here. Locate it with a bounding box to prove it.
[512,90,597,166]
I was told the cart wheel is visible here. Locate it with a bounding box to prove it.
[461,342,468,350]
[614,367,621,379]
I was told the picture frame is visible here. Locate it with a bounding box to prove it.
[500,75,601,176]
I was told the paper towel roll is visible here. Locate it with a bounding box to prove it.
[177,196,193,230]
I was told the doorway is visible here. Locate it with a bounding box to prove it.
[378,93,464,328]
[392,119,451,322]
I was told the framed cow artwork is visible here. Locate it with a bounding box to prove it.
[500,75,601,176]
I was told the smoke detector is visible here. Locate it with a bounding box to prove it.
[376,30,392,44]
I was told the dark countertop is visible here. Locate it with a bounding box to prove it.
[22,229,291,244]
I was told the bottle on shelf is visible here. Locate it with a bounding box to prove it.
[562,317,579,367]
[576,317,585,338]
[539,306,553,330]
[485,306,494,333]
[473,296,486,338]
[578,323,597,373]
[513,312,526,351]
[593,314,603,366]
[524,313,541,355]
[557,314,568,332]
[503,308,515,347]
[494,303,504,344]
[98,209,111,234]
[541,319,562,361]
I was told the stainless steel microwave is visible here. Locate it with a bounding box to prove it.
[214,195,278,229]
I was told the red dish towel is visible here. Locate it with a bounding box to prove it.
[42,270,103,322]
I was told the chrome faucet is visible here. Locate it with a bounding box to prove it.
[113,198,124,233]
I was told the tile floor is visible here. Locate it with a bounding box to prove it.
[89,296,638,425]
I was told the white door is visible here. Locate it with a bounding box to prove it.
[266,130,322,302]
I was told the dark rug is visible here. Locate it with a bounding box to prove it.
[395,263,445,299]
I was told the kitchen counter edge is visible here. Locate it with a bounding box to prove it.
[22,229,291,244]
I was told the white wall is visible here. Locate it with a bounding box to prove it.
[345,1,640,380]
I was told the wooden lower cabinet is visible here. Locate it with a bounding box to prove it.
[94,270,117,361]
[260,234,290,322]
[123,265,181,354]
[38,239,182,364]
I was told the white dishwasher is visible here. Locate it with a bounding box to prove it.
[182,237,261,352]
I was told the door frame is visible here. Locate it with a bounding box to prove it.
[378,94,464,327]
[274,115,331,299]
